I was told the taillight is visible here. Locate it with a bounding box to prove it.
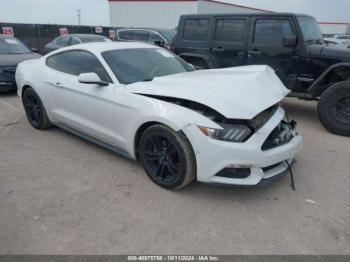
[170,46,176,53]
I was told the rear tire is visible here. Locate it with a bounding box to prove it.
[318,81,350,136]
[138,124,196,190]
[22,87,52,130]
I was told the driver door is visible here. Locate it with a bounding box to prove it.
[46,50,122,146]
[246,17,300,89]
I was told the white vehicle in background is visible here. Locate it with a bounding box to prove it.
[324,38,348,48]
[15,42,302,189]
[324,35,350,48]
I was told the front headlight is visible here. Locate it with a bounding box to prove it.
[198,123,251,142]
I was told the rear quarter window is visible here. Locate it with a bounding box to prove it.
[183,19,209,41]
[46,50,111,82]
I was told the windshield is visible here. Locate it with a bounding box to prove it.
[158,29,176,42]
[102,48,193,84]
[0,37,31,54]
[297,16,323,44]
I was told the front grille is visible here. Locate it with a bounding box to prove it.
[262,121,294,151]
[262,162,283,172]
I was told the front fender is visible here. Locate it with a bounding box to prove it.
[308,62,350,96]
[126,97,222,158]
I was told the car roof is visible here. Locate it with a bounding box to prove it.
[180,12,312,18]
[47,41,157,56]
[64,34,107,38]
[117,28,175,31]
[0,34,15,39]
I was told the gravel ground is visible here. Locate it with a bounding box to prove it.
[0,92,349,255]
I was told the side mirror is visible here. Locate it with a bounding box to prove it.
[78,73,109,86]
[188,63,196,70]
[154,40,165,47]
[283,35,298,48]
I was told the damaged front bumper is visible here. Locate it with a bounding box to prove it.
[181,107,303,187]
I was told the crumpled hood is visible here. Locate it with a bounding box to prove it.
[127,65,289,119]
[0,53,41,67]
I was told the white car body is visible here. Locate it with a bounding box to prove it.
[16,42,302,186]
[325,35,350,48]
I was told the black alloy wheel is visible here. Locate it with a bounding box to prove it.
[139,124,196,189]
[23,87,52,130]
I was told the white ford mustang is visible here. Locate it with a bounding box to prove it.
[16,42,302,189]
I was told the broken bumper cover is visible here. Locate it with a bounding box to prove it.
[182,107,303,186]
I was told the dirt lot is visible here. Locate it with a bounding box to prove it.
[0,92,349,255]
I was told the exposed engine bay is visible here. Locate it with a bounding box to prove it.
[139,94,278,132]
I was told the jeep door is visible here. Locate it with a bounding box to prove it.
[209,17,248,67]
[246,17,300,88]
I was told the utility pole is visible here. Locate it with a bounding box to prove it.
[77,9,81,25]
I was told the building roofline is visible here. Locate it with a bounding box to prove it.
[108,0,197,2]
[107,0,272,13]
[200,0,272,13]
[318,22,349,25]
[108,0,272,13]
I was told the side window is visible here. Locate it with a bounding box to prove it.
[132,30,150,41]
[118,30,133,40]
[149,32,164,44]
[46,50,111,83]
[183,19,209,41]
[254,19,294,46]
[214,19,246,43]
[70,37,80,45]
[55,36,70,47]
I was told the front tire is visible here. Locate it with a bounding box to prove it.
[138,124,196,190]
[318,81,350,136]
[22,87,52,130]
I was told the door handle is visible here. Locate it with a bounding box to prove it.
[236,51,245,57]
[212,47,224,52]
[249,49,261,55]
[55,82,64,88]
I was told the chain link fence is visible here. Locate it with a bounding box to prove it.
[0,23,119,54]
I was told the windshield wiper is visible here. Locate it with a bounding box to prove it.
[306,39,323,45]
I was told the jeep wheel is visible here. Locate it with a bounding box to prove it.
[318,81,350,136]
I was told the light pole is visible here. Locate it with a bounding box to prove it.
[77,9,81,25]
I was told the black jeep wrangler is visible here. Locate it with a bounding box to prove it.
[172,13,350,136]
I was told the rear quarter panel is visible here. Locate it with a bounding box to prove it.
[16,58,57,121]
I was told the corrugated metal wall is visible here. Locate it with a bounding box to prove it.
[319,23,350,35]
[109,1,197,28]
[197,0,266,14]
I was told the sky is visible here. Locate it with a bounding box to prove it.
[0,0,349,26]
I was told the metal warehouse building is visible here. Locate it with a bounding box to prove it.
[109,0,270,28]
[109,0,350,35]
